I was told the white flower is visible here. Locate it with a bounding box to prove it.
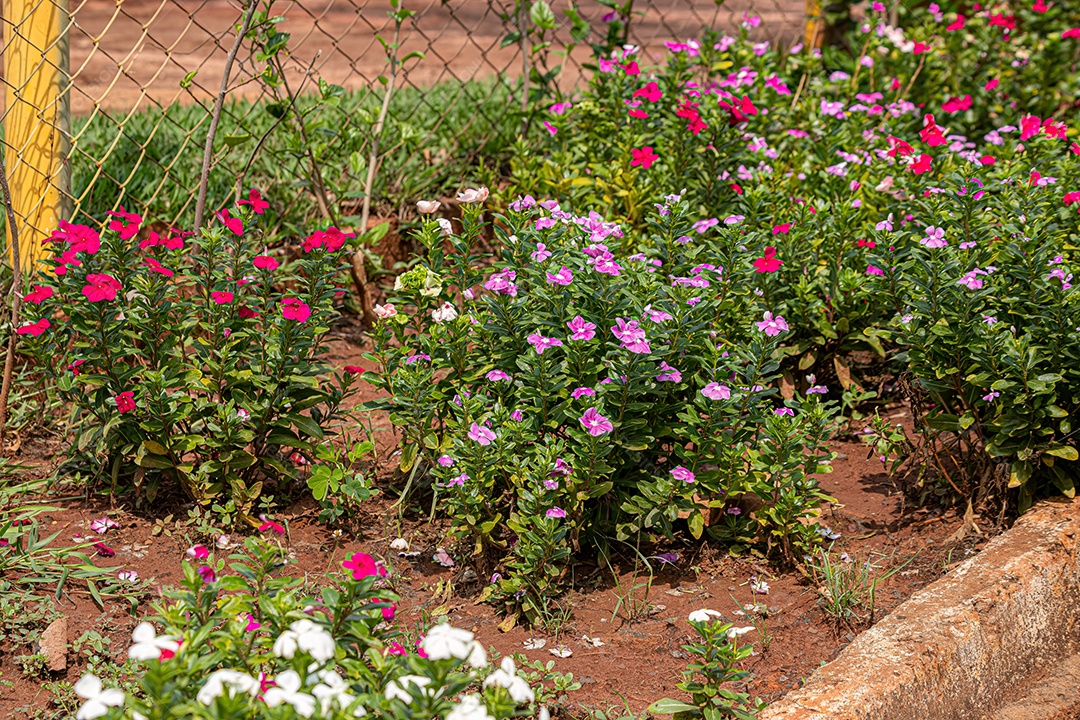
[264,670,316,718]
[118,570,139,582]
[312,669,363,716]
[539,707,551,720]
[457,187,489,204]
[273,619,335,662]
[196,669,259,705]
[726,626,756,640]
[127,622,180,661]
[688,609,724,623]
[384,674,433,703]
[416,200,442,214]
[74,674,125,720]
[431,301,458,324]
[390,537,409,551]
[483,657,535,703]
[750,577,770,595]
[420,623,487,667]
[374,303,397,319]
[437,218,453,236]
[447,694,495,720]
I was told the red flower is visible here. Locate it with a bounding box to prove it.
[886,136,914,158]
[718,95,757,125]
[303,227,353,253]
[628,108,649,119]
[107,207,142,240]
[1042,118,1068,139]
[142,257,174,277]
[912,42,930,54]
[772,223,792,235]
[51,221,101,254]
[980,155,996,165]
[753,246,783,273]
[729,182,743,195]
[919,114,947,147]
[342,551,387,580]
[68,359,86,375]
[217,210,244,236]
[1064,28,1080,39]
[211,291,234,305]
[985,78,999,91]
[1071,142,1080,155]
[381,601,396,621]
[911,154,933,175]
[24,285,53,304]
[82,274,122,302]
[253,255,279,271]
[621,61,640,75]
[238,188,270,214]
[857,238,876,248]
[281,297,311,322]
[942,95,971,114]
[139,229,187,251]
[16,318,50,336]
[344,366,365,374]
[946,15,965,31]
[238,306,260,319]
[632,82,662,102]
[988,13,1016,30]
[1019,115,1042,141]
[94,542,115,557]
[630,146,659,169]
[686,116,708,135]
[1032,0,1049,11]
[115,391,136,414]
[1063,192,1080,206]
[259,520,285,535]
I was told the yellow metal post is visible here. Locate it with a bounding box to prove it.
[4,0,69,272]
[805,0,824,49]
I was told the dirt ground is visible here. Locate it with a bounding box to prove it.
[51,0,806,115]
[0,325,976,718]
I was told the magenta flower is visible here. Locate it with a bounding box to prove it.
[693,218,719,233]
[186,544,210,559]
[755,311,789,336]
[90,517,120,534]
[531,243,552,262]
[579,408,614,436]
[449,473,468,486]
[571,387,596,399]
[656,362,682,382]
[611,318,651,354]
[671,466,695,483]
[243,613,261,631]
[486,370,511,382]
[774,407,795,417]
[920,226,948,249]
[567,315,596,341]
[468,423,497,445]
[983,390,1000,402]
[527,333,564,355]
[550,458,572,476]
[437,455,455,467]
[546,266,573,285]
[510,409,524,422]
[866,264,884,276]
[197,565,216,583]
[546,507,567,519]
[646,307,673,323]
[702,382,731,400]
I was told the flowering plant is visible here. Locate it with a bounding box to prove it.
[69,536,541,720]
[18,197,361,517]
[369,192,839,622]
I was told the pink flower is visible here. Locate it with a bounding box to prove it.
[671,466,695,483]
[920,226,948,249]
[197,565,216,583]
[701,382,730,400]
[910,153,933,175]
[543,121,557,136]
[90,517,120,534]
[633,82,662,102]
[186,544,210,559]
[254,255,279,270]
[107,207,142,240]
[630,146,659,169]
[281,297,311,322]
[342,551,387,579]
[386,642,408,656]
[942,95,972,114]
[753,246,782,273]
[693,218,719,233]
[546,507,567,519]
[381,601,396,621]
[142,257,174,277]
[82,274,122,302]
[23,285,53,304]
[546,266,573,286]
[1064,28,1080,39]
[95,542,115,557]
[775,407,795,417]
[567,315,596,341]
[242,613,261,631]
[579,407,613,436]
[531,243,552,262]
[772,223,792,235]
[656,362,681,383]
[237,189,270,214]
[486,370,510,382]
[755,311,789,336]
[468,423,497,446]
[216,209,244,236]
[211,291,234,305]
[115,391,136,414]
[527,333,563,355]
[259,519,285,535]
[571,387,596,399]
[866,264,884,276]
[16,318,50,336]
[1019,115,1042,141]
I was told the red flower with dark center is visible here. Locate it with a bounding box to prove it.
[82,274,122,302]
[342,551,387,580]
[115,391,136,414]
[211,291,234,305]
[857,238,876,248]
[281,297,311,322]
[107,207,142,240]
[253,255,279,271]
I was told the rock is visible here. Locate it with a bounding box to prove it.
[40,617,67,672]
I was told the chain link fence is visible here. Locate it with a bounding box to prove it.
[1,0,811,267]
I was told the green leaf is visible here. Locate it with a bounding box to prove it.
[647,699,700,715]
[688,510,704,540]
[1045,446,1078,461]
[529,0,556,30]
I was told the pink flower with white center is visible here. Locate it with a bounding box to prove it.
[656,362,682,382]
[90,517,120,534]
[437,455,455,467]
[920,226,947,249]
[693,218,719,233]
[983,391,1000,402]
[546,266,573,286]
[567,315,596,341]
[546,507,567,519]
[527,333,563,355]
[571,387,596,399]
[702,382,731,400]
[550,458,572,476]
[485,269,518,295]
[187,544,210,559]
[468,423,496,446]
[486,370,510,382]
[724,215,745,225]
[646,306,673,323]
[957,269,987,289]
[611,318,651,354]
[448,473,468,486]
[579,408,614,436]
[374,303,396,319]
[755,312,789,336]
[510,410,524,422]
[671,466,695,483]
[118,570,139,582]
[593,256,622,276]
[531,243,552,262]
[457,187,489,204]
[775,407,795,416]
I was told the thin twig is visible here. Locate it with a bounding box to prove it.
[273,54,336,224]
[358,19,401,235]
[0,157,24,441]
[194,0,260,231]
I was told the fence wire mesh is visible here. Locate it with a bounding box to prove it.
[0,0,810,263]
